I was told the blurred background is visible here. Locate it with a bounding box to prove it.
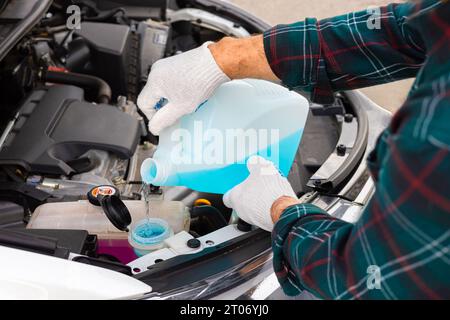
[227,0,413,112]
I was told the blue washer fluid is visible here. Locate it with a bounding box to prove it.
[141,79,310,194]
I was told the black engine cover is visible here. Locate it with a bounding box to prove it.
[0,85,141,175]
[70,22,139,100]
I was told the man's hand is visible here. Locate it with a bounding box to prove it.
[137,36,278,136]
[223,155,299,231]
[137,42,229,135]
[270,196,302,224]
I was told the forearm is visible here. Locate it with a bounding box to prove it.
[211,2,428,105]
[209,35,279,82]
[272,203,353,298]
[272,130,450,299]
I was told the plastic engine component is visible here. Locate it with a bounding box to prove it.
[6,229,93,255]
[0,85,141,175]
[137,21,170,83]
[73,22,139,99]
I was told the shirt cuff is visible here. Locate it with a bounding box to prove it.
[263,19,335,104]
[271,203,329,296]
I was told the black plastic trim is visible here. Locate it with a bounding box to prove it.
[325,93,369,191]
[0,229,70,259]
[307,93,369,192]
[73,256,132,276]
[135,229,271,293]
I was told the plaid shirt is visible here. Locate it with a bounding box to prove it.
[264,0,450,299]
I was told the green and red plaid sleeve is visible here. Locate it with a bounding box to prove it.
[263,1,428,104]
[269,0,450,300]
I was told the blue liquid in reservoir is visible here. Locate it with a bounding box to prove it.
[135,223,165,238]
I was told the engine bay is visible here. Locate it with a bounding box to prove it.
[0,0,248,202]
[0,0,345,280]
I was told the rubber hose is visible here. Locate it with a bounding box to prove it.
[43,70,112,104]
[84,8,126,22]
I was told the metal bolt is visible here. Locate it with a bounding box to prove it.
[112,176,126,186]
[143,141,152,150]
[187,238,201,249]
[337,144,347,156]
[344,113,353,123]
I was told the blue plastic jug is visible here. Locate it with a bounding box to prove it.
[141,79,309,194]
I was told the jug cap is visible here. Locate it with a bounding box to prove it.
[100,195,132,232]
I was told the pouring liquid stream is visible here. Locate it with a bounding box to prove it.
[138,183,168,239]
[142,183,152,225]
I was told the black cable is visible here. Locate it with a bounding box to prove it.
[126,181,142,185]
[316,192,365,206]
[60,29,75,47]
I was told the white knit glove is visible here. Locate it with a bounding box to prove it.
[223,156,297,232]
[137,41,230,135]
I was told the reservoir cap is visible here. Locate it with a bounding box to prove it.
[100,195,132,232]
[87,185,120,206]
